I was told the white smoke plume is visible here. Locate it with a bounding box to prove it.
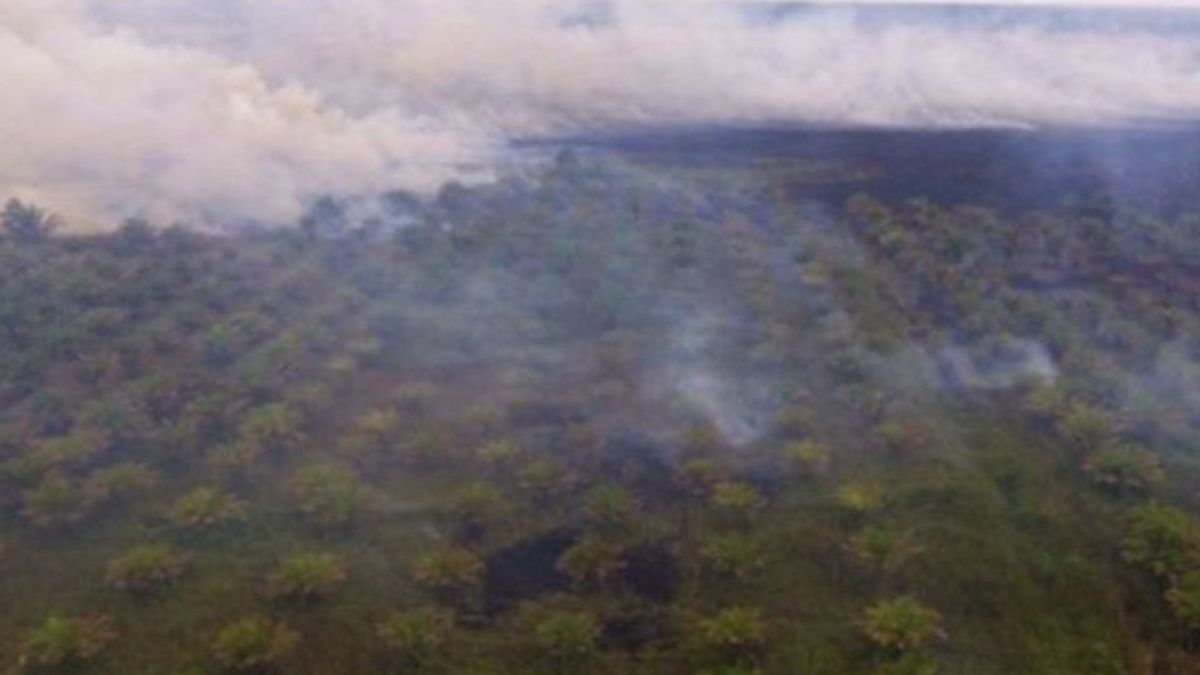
[3,0,1200,226]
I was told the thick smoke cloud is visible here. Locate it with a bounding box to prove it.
[3,0,1200,226]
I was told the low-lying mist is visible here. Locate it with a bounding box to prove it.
[4,0,1200,226]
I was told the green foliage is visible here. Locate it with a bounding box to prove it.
[267,552,347,603]
[582,482,638,529]
[700,533,764,580]
[1056,403,1116,453]
[105,544,189,595]
[21,473,91,528]
[17,615,116,671]
[861,597,942,652]
[1082,444,1165,497]
[342,408,402,457]
[699,607,767,659]
[526,608,599,672]
[290,463,362,528]
[780,439,831,477]
[8,150,1200,673]
[836,480,887,514]
[168,487,246,530]
[557,536,626,588]
[84,462,160,504]
[451,480,510,531]
[710,481,765,521]
[518,458,569,500]
[849,525,922,574]
[1166,570,1200,632]
[26,433,103,472]
[1122,503,1197,578]
[211,617,298,672]
[414,546,484,597]
[237,403,305,454]
[377,608,451,671]
[676,457,725,496]
[474,439,522,473]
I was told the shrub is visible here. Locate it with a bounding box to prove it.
[850,525,922,574]
[168,487,246,530]
[450,481,509,532]
[528,609,599,671]
[474,439,522,473]
[84,462,160,505]
[862,597,942,652]
[105,544,189,595]
[699,607,767,659]
[352,408,402,446]
[780,440,831,477]
[836,480,886,514]
[1056,403,1115,453]
[377,608,451,670]
[1122,503,1196,578]
[700,534,764,580]
[17,614,116,671]
[268,552,347,603]
[290,464,362,528]
[27,434,103,472]
[582,482,638,529]
[517,459,569,500]
[21,473,90,528]
[1167,570,1200,632]
[1083,444,1165,497]
[237,403,305,454]
[413,546,483,597]
[211,617,298,672]
[557,536,626,587]
[711,481,765,521]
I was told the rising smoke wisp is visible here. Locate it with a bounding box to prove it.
[4,0,1200,226]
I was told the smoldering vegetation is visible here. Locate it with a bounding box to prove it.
[5,124,1200,672]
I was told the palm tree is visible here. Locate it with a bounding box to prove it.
[582,482,638,531]
[168,487,246,531]
[861,597,942,652]
[267,552,347,604]
[450,481,511,540]
[290,463,362,528]
[211,616,298,673]
[699,533,764,581]
[16,614,116,671]
[699,607,766,665]
[710,481,765,524]
[414,546,484,606]
[524,608,599,675]
[378,608,451,672]
[2,198,55,242]
[105,544,189,596]
[557,536,626,590]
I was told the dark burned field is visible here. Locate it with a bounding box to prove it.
[537,125,1200,213]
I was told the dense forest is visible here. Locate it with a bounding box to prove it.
[3,144,1200,675]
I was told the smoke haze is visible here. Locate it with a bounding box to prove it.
[4,0,1200,226]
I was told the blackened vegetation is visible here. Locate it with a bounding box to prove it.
[483,529,577,615]
[3,129,1200,674]
[543,126,1200,216]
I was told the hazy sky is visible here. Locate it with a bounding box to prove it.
[3,0,1200,227]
